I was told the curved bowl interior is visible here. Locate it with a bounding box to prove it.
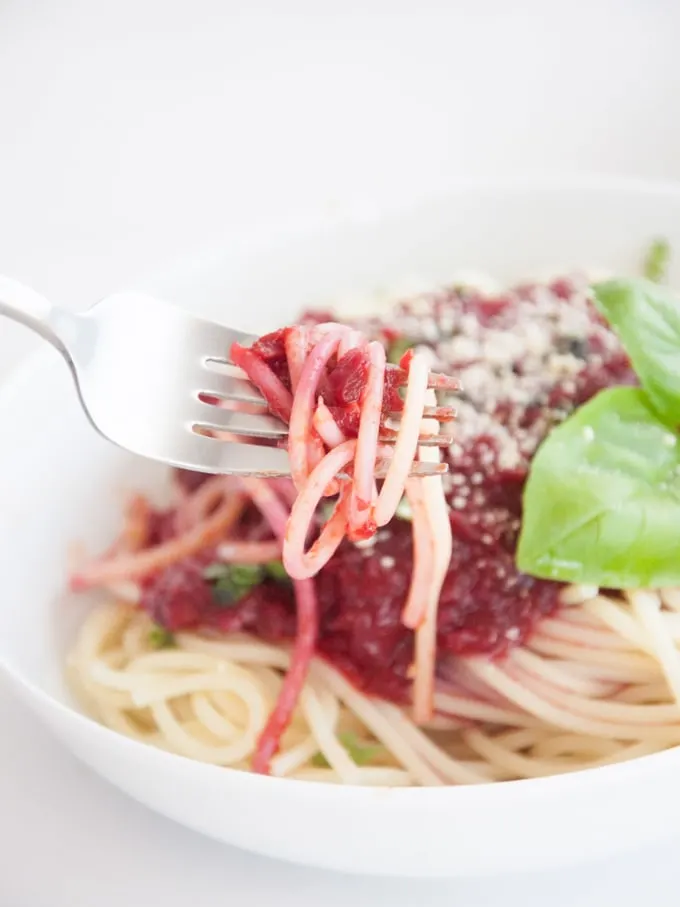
[3,179,680,877]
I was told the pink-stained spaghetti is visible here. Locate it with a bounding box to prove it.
[232,323,457,728]
[68,273,680,787]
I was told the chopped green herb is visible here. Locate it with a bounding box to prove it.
[342,732,385,765]
[212,581,240,606]
[148,624,175,649]
[204,562,264,606]
[387,336,415,365]
[643,238,670,283]
[311,732,385,768]
[265,559,289,582]
[229,564,264,586]
[311,751,329,768]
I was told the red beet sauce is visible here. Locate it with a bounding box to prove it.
[142,277,636,702]
[243,327,405,434]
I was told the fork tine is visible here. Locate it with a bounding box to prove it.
[192,403,287,438]
[194,391,455,445]
[176,434,447,478]
[195,405,452,446]
[384,363,461,392]
[376,460,448,478]
[202,387,456,422]
[427,372,461,392]
[199,371,267,406]
[379,430,450,447]
[202,362,456,418]
[182,434,293,476]
[388,405,457,422]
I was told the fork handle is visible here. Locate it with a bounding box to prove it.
[0,275,80,356]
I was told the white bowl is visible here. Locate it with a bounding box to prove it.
[3,176,680,878]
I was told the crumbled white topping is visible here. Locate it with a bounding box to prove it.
[340,272,628,505]
[482,330,526,366]
[444,335,479,362]
[548,354,584,379]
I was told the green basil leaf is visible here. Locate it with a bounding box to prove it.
[593,278,680,425]
[517,387,680,587]
[643,238,670,283]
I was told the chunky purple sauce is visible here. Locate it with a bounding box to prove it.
[143,276,636,702]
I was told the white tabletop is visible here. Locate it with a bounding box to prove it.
[3,1,680,903]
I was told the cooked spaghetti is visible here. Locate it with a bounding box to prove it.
[68,270,680,786]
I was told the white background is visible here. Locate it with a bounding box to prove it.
[2,1,680,903]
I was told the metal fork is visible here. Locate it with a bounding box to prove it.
[0,276,449,478]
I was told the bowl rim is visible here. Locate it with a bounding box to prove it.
[4,170,680,802]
